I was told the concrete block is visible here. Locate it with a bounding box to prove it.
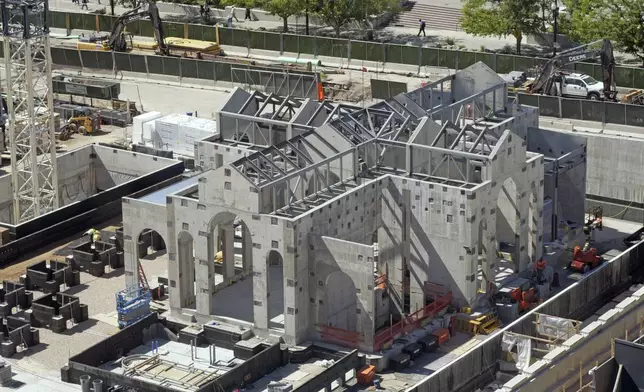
[543,346,569,361]
[632,285,644,299]
[72,271,81,286]
[524,359,549,375]
[0,341,16,358]
[580,320,604,336]
[51,316,67,333]
[30,328,40,345]
[616,296,638,312]
[0,303,11,317]
[0,361,12,384]
[562,334,585,349]
[598,308,621,323]
[80,304,89,322]
[503,374,529,389]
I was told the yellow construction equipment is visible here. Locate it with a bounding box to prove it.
[68,115,100,135]
[621,89,644,105]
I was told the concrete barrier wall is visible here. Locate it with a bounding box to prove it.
[501,287,644,391]
[213,342,282,392]
[409,240,644,392]
[46,11,644,90]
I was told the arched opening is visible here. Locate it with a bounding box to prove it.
[208,212,254,321]
[496,177,520,268]
[267,250,284,330]
[136,229,168,296]
[209,213,253,287]
[323,271,357,331]
[137,229,167,260]
[177,231,196,308]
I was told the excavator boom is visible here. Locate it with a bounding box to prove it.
[108,0,167,55]
[529,39,617,101]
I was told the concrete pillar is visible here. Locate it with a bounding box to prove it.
[221,227,235,282]
[123,238,139,290]
[242,225,253,273]
[195,234,214,315]
[252,246,269,330]
[177,232,196,309]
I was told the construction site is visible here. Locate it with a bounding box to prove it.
[1,1,644,392]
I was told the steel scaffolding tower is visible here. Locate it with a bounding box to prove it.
[2,0,59,223]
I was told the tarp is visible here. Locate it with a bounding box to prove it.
[502,332,532,371]
[536,314,575,340]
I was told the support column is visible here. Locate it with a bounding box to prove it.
[252,247,269,330]
[123,238,139,290]
[222,227,235,282]
[195,235,214,315]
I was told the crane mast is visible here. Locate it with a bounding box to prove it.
[1,0,59,223]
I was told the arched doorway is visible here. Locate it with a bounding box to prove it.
[267,250,284,330]
[209,212,253,285]
[177,231,195,308]
[496,177,520,269]
[323,271,357,331]
[136,228,168,296]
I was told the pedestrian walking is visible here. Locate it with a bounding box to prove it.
[417,19,426,37]
[81,0,88,10]
[244,7,251,21]
[199,4,204,18]
[230,6,239,22]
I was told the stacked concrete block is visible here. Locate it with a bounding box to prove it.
[0,281,33,317]
[71,240,119,277]
[22,260,80,294]
[0,358,11,385]
[0,316,40,357]
[30,293,89,333]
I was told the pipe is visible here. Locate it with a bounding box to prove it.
[212,344,217,363]
[277,56,322,67]
[190,340,194,360]
[79,375,91,392]
[194,339,198,359]
[209,344,212,365]
[92,379,103,392]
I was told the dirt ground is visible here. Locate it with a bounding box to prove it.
[0,218,122,282]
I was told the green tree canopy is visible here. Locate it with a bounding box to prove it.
[220,0,305,32]
[563,0,644,65]
[314,0,399,37]
[461,0,543,54]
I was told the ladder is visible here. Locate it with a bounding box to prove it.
[138,262,150,292]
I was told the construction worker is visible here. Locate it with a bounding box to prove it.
[85,228,100,248]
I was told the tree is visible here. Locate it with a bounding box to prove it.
[564,0,644,66]
[314,0,399,37]
[260,0,305,33]
[461,0,544,54]
[220,0,304,32]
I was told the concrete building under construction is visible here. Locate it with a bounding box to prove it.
[121,62,587,353]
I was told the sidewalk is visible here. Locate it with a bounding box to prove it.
[49,1,639,64]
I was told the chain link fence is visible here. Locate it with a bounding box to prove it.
[47,10,644,90]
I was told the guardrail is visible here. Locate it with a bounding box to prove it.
[48,10,644,90]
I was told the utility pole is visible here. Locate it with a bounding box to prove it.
[2,0,59,223]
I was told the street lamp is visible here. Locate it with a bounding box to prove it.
[552,0,559,57]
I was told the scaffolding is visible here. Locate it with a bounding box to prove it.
[2,0,59,223]
[116,286,151,329]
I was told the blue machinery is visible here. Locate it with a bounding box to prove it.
[116,286,151,329]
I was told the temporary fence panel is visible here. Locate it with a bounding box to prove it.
[49,10,644,89]
[370,79,408,100]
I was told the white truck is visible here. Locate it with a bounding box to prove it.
[556,73,605,100]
